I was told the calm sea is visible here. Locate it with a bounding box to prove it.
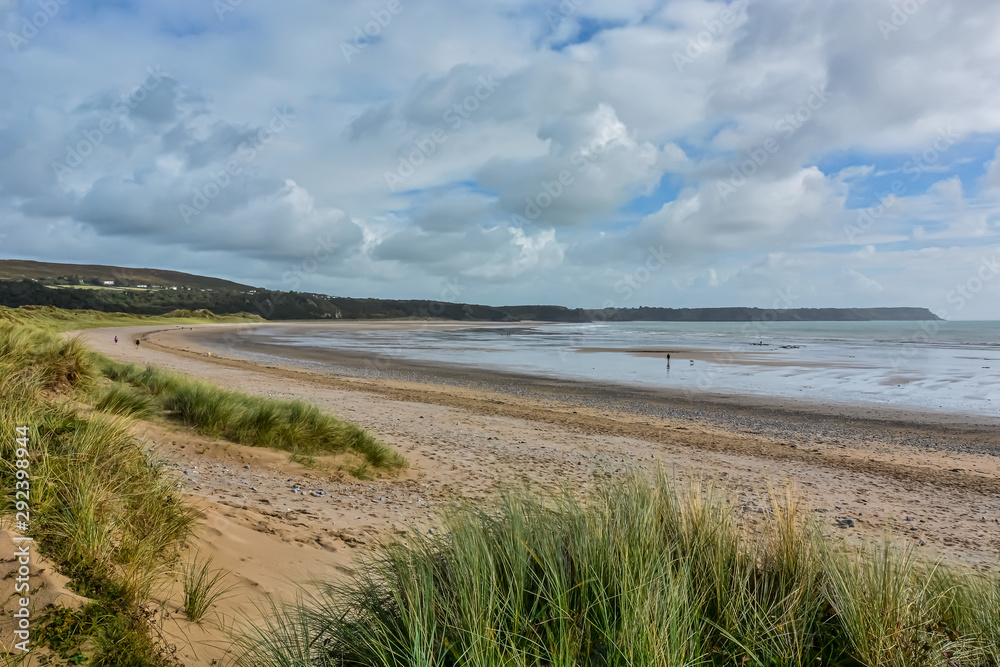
[252,321,1000,417]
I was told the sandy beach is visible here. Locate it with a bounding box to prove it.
[72,321,1000,666]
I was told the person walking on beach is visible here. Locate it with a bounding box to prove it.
[114,335,118,344]
[135,339,140,350]
[666,353,670,369]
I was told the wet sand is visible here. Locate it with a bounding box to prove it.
[575,346,876,369]
[177,321,1000,431]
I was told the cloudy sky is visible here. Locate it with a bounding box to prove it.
[2,0,999,318]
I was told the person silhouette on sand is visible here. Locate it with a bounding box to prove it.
[114,336,118,344]
[666,353,670,369]
[135,339,140,349]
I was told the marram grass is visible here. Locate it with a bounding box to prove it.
[0,323,195,665]
[93,382,160,419]
[0,303,264,332]
[0,321,399,664]
[237,474,1000,667]
[0,320,98,390]
[96,357,405,470]
[182,555,235,623]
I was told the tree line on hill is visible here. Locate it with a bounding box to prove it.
[0,259,253,291]
[0,279,941,322]
[0,279,510,320]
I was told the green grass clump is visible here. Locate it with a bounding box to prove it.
[93,383,160,419]
[237,474,1000,667]
[182,555,235,623]
[97,358,175,396]
[0,321,97,389]
[99,358,404,470]
[32,411,195,595]
[36,602,168,666]
[289,449,318,468]
[0,323,196,666]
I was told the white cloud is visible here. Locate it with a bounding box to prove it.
[844,268,884,293]
[985,146,1000,191]
[838,165,874,181]
[0,0,999,316]
[477,103,664,227]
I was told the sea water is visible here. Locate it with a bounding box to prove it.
[249,321,1000,418]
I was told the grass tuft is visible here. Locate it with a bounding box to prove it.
[93,383,160,419]
[0,322,97,390]
[182,555,235,623]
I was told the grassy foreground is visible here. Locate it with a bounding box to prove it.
[0,304,263,332]
[238,476,1000,667]
[0,322,399,664]
[0,323,196,664]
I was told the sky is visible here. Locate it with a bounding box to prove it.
[1,0,1000,319]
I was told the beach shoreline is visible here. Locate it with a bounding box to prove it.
[83,320,1000,508]
[167,320,1000,431]
[67,321,1000,665]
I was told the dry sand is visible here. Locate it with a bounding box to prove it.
[41,322,1000,665]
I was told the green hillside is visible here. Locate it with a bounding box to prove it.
[0,259,255,291]
[0,260,943,322]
